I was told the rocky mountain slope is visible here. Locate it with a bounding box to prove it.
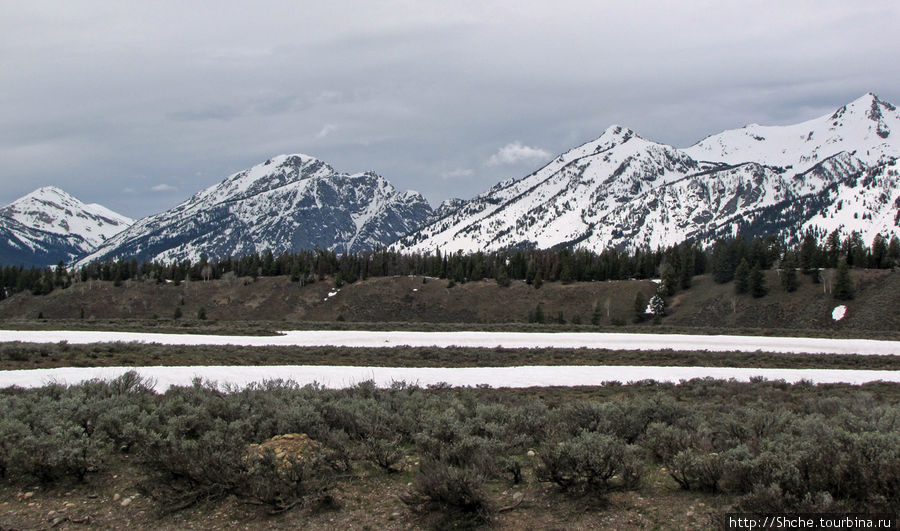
[79,154,433,264]
[0,187,133,267]
[399,93,899,253]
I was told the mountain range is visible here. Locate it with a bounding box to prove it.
[2,92,898,267]
[398,92,899,253]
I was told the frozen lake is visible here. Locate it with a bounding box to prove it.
[2,330,899,355]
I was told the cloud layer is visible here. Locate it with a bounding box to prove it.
[1,1,898,218]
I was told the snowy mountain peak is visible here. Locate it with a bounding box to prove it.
[399,93,900,254]
[0,187,134,267]
[1,187,133,248]
[79,153,434,264]
[683,93,899,171]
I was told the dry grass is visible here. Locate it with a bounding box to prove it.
[1,270,896,337]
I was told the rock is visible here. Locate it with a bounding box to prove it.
[526,450,536,457]
[113,493,121,501]
[51,517,65,526]
[244,433,323,473]
[120,497,132,507]
[22,492,34,500]
[64,502,76,508]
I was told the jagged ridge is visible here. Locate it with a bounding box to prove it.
[80,154,433,264]
[399,93,900,253]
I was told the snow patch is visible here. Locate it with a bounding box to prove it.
[832,305,847,321]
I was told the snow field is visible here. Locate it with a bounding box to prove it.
[2,329,897,390]
[1,365,899,392]
[1,330,898,356]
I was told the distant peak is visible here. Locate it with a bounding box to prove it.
[12,186,78,205]
[261,153,321,167]
[601,124,635,138]
[833,92,897,121]
[31,186,71,197]
[592,124,640,147]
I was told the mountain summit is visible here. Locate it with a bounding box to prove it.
[398,93,900,253]
[80,154,433,264]
[0,187,133,267]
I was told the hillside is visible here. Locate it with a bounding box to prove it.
[1,269,897,336]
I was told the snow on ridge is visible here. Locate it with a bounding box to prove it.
[1,365,898,391]
[681,92,899,172]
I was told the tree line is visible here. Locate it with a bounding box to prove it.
[1,230,897,300]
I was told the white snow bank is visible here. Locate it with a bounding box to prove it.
[1,365,898,391]
[1,330,898,356]
[832,305,847,321]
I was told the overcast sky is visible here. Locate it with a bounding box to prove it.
[2,1,899,218]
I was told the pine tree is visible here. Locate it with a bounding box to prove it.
[648,294,666,316]
[559,262,573,284]
[495,267,511,287]
[591,301,603,326]
[833,260,854,300]
[533,270,543,289]
[780,254,798,293]
[633,292,648,323]
[533,303,545,324]
[659,263,677,296]
[888,236,900,268]
[870,234,888,268]
[749,264,767,298]
[799,232,819,274]
[734,258,750,294]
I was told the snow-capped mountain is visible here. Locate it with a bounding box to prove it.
[80,154,433,264]
[0,187,133,267]
[398,93,899,253]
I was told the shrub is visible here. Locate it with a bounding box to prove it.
[537,432,643,493]
[11,423,108,482]
[668,449,723,492]
[139,423,247,508]
[643,422,693,463]
[404,460,493,525]
[241,444,337,512]
[363,436,405,472]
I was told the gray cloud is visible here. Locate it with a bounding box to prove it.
[1,1,898,218]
